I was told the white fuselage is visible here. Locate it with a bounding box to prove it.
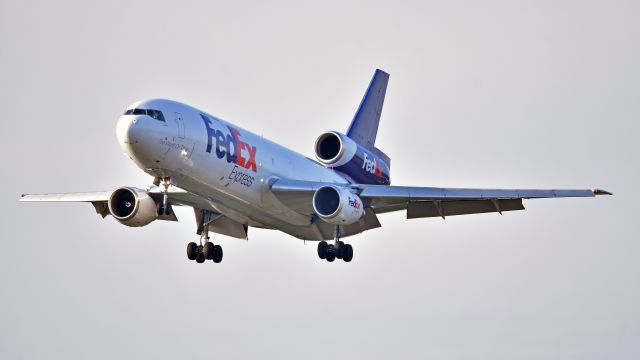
[117,99,348,239]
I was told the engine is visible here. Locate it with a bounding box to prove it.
[314,131,391,185]
[312,185,364,225]
[108,187,157,227]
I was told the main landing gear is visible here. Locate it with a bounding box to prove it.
[187,209,223,264]
[317,240,353,263]
[187,240,223,263]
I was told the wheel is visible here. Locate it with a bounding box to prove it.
[164,205,172,216]
[336,241,345,259]
[187,242,198,260]
[317,241,328,259]
[203,242,215,260]
[343,244,353,262]
[196,252,206,263]
[212,245,223,263]
[326,245,336,262]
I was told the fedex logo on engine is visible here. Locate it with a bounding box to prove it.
[362,152,383,177]
[348,197,361,209]
[201,115,257,172]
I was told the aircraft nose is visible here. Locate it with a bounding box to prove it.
[116,115,153,164]
[116,115,136,146]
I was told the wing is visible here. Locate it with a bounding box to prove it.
[20,187,211,208]
[269,179,611,219]
[19,187,212,221]
[19,187,249,239]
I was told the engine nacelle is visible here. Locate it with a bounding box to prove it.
[312,185,364,225]
[108,187,157,227]
[314,131,390,185]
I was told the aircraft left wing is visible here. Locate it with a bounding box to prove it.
[269,179,611,219]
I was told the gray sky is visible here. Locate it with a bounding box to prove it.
[1,0,638,359]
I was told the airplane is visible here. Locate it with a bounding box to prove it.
[20,69,611,264]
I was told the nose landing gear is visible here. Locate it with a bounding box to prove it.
[155,176,173,216]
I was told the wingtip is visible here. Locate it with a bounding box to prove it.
[593,189,612,196]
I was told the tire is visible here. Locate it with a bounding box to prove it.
[343,244,353,262]
[165,205,172,216]
[317,241,328,259]
[326,245,336,262]
[212,245,223,263]
[196,252,206,263]
[336,242,345,259]
[203,242,215,260]
[187,242,198,260]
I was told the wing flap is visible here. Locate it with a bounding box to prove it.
[407,199,524,219]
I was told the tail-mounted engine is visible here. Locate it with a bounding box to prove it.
[312,185,364,225]
[108,187,157,227]
[315,131,390,185]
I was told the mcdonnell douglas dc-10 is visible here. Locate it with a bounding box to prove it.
[21,70,611,264]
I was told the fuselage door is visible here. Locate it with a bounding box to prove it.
[175,112,185,139]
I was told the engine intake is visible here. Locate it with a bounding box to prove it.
[314,131,390,185]
[312,185,364,225]
[108,187,157,227]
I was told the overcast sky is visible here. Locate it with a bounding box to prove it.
[1,0,638,359]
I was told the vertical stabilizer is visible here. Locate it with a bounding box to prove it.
[346,69,389,150]
[346,69,390,165]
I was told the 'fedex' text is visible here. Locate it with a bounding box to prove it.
[202,115,257,172]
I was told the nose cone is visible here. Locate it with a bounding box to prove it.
[116,115,160,168]
[116,115,136,147]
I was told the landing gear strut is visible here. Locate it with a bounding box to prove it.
[187,209,223,264]
[156,176,173,216]
[317,226,353,263]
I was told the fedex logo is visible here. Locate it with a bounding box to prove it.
[348,197,361,209]
[362,152,383,177]
[201,115,257,172]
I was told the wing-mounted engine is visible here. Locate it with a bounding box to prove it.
[315,131,390,185]
[108,187,158,227]
[312,185,364,225]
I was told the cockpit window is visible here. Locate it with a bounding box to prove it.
[147,109,165,121]
[123,108,165,122]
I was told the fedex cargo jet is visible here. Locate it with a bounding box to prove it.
[20,70,611,264]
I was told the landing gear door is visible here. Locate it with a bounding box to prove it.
[174,112,185,139]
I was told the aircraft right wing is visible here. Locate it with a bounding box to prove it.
[19,187,249,239]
